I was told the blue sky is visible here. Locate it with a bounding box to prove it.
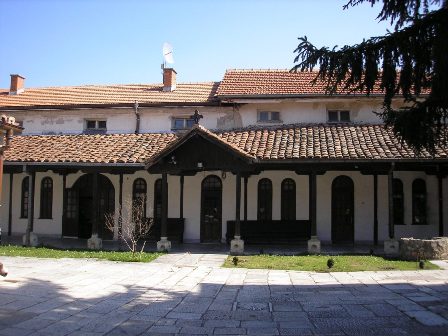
[0,0,392,88]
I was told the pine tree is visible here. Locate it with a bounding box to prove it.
[293,0,448,151]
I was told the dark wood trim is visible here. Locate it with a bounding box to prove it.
[388,165,395,239]
[180,175,184,219]
[438,174,444,237]
[373,174,378,245]
[309,172,317,236]
[243,176,248,222]
[235,172,241,237]
[161,172,168,238]
[91,173,99,236]
[25,171,35,245]
[8,173,13,236]
[118,173,123,239]
[62,173,67,238]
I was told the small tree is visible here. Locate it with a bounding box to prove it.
[105,196,153,257]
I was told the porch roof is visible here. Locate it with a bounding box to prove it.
[3,124,448,166]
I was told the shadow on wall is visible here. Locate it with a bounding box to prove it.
[0,261,447,334]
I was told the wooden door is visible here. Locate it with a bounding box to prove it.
[332,176,354,243]
[201,175,222,242]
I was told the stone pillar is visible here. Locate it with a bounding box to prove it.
[157,172,171,251]
[88,173,102,250]
[307,171,320,254]
[384,164,398,255]
[231,172,244,254]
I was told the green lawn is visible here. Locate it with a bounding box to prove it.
[224,254,439,272]
[0,245,163,263]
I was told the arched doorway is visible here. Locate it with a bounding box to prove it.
[63,174,115,239]
[331,175,354,243]
[201,175,222,243]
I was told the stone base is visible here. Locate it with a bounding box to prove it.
[230,236,244,255]
[87,234,102,250]
[307,236,321,254]
[157,237,171,252]
[400,237,448,260]
[22,232,39,247]
[384,239,399,255]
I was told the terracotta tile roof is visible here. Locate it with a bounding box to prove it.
[0,82,220,108]
[4,124,447,165]
[4,133,177,164]
[217,69,386,97]
[216,124,448,160]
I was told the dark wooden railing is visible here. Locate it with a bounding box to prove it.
[144,218,185,243]
[226,220,311,244]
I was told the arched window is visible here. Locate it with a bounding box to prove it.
[132,178,147,218]
[412,179,427,225]
[40,177,53,219]
[21,177,29,218]
[154,179,162,220]
[281,178,296,220]
[393,178,404,225]
[257,178,272,221]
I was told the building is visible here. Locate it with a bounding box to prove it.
[0,69,446,253]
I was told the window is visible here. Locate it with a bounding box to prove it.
[257,111,281,123]
[171,117,194,130]
[40,177,53,219]
[257,178,272,221]
[328,110,350,122]
[21,177,29,218]
[66,189,78,219]
[393,178,404,225]
[412,179,427,225]
[132,178,147,218]
[154,179,162,220]
[281,179,296,220]
[84,119,107,133]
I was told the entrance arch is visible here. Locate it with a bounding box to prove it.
[331,175,354,243]
[200,175,222,243]
[63,174,115,239]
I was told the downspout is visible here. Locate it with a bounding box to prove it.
[134,100,140,134]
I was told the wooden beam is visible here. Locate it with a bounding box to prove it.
[309,172,317,236]
[179,175,184,219]
[62,173,67,238]
[243,176,248,222]
[25,171,35,245]
[7,173,13,236]
[388,165,395,239]
[235,172,241,237]
[91,173,99,236]
[373,174,378,245]
[118,173,123,241]
[161,172,168,238]
[438,174,444,237]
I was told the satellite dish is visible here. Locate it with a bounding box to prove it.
[162,42,174,65]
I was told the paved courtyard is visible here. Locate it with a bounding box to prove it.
[0,253,447,336]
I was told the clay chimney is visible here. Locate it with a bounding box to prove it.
[10,74,25,95]
[163,68,177,92]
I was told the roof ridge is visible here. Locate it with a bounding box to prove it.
[224,68,319,73]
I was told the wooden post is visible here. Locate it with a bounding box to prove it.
[438,173,444,237]
[8,173,13,236]
[243,176,248,222]
[180,175,184,219]
[309,171,317,236]
[388,165,394,239]
[25,171,35,246]
[373,174,378,245]
[62,173,67,238]
[118,173,123,241]
[235,172,241,237]
[161,172,168,238]
[91,173,99,236]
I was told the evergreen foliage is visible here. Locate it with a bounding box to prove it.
[293,0,448,151]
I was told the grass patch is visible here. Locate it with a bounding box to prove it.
[224,254,440,272]
[0,245,163,263]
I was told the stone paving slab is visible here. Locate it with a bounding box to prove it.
[0,254,447,335]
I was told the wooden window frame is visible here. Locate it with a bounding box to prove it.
[257,178,273,221]
[392,178,404,225]
[281,178,296,221]
[39,177,53,219]
[412,178,427,225]
[20,176,29,218]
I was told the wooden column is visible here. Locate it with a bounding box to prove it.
[91,173,99,236]
[161,172,168,238]
[7,173,13,236]
[180,175,184,219]
[235,172,241,237]
[118,173,123,240]
[388,165,395,239]
[438,174,444,237]
[373,174,378,245]
[25,171,35,246]
[62,173,67,238]
[243,176,248,222]
[309,172,317,236]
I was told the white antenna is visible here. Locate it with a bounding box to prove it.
[162,42,174,68]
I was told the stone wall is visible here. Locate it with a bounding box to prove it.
[400,237,448,260]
